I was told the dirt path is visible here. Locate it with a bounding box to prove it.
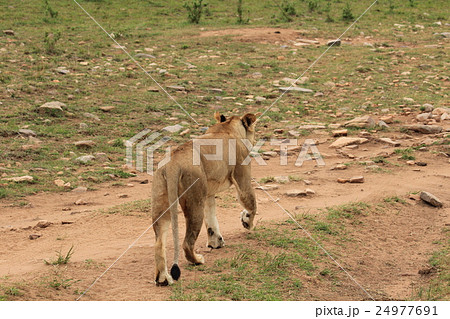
[1,134,448,300]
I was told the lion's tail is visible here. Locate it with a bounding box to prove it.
[166,167,181,281]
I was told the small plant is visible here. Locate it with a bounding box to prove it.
[183,0,208,24]
[342,2,354,21]
[408,0,416,7]
[308,0,319,13]
[43,0,58,21]
[260,176,274,183]
[236,0,249,24]
[43,30,61,55]
[278,1,296,22]
[44,245,74,265]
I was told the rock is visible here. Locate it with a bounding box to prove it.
[3,175,34,183]
[39,101,65,115]
[377,137,401,147]
[337,178,349,183]
[423,104,434,112]
[252,72,262,78]
[3,30,15,36]
[404,125,442,134]
[83,112,100,121]
[208,88,223,93]
[332,129,348,137]
[440,32,450,38]
[378,120,389,128]
[305,188,315,195]
[94,152,109,162]
[162,124,183,133]
[179,129,190,136]
[416,113,431,122]
[420,191,443,207]
[274,176,289,184]
[54,179,65,187]
[380,115,394,124]
[118,194,128,198]
[288,130,300,137]
[72,186,88,193]
[75,155,95,163]
[298,124,326,130]
[255,96,266,103]
[135,53,155,59]
[148,86,160,92]
[18,129,37,137]
[403,97,414,103]
[99,106,116,112]
[278,87,313,93]
[286,189,307,197]
[255,184,279,191]
[441,113,449,121]
[349,176,365,183]
[432,107,450,117]
[330,137,368,148]
[29,234,41,240]
[166,85,185,91]
[79,123,88,129]
[74,140,95,148]
[328,124,341,129]
[331,164,347,170]
[75,199,87,205]
[263,151,278,157]
[274,129,284,134]
[344,115,375,129]
[55,67,69,75]
[35,220,51,229]
[327,39,341,46]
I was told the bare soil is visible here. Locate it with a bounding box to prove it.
[1,125,449,300]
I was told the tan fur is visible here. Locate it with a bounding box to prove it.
[152,113,258,285]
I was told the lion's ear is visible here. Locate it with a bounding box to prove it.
[214,112,227,123]
[241,113,257,131]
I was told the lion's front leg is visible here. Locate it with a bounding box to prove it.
[204,196,225,249]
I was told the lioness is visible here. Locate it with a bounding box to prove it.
[152,112,258,286]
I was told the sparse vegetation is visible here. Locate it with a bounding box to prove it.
[44,245,75,265]
[184,0,207,24]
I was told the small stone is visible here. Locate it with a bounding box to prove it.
[75,155,95,164]
[305,188,315,195]
[327,39,341,46]
[54,179,65,187]
[99,106,116,112]
[378,121,389,128]
[278,87,313,93]
[94,152,109,162]
[256,184,279,191]
[349,176,364,183]
[404,125,443,134]
[39,101,65,115]
[162,124,183,133]
[330,137,368,148]
[166,85,185,91]
[3,175,34,183]
[332,129,347,137]
[423,104,434,112]
[420,191,443,208]
[344,115,375,129]
[403,97,414,103]
[274,176,289,184]
[380,116,393,124]
[179,129,190,136]
[18,129,37,137]
[274,129,284,134]
[55,67,69,75]
[118,194,128,198]
[263,151,278,157]
[377,137,401,147]
[83,112,100,121]
[148,86,160,92]
[74,140,95,148]
[286,189,307,197]
[416,113,431,122]
[303,180,312,185]
[75,199,87,205]
[72,186,88,193]
[29,234,41,240]
[288,130,300,137]
[337,178,349,183]
[3,30,15,36]
[35,220,51,229]
[331,164,347,170]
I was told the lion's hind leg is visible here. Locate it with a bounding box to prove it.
[180,199,206,265]
[153,203,173,286]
